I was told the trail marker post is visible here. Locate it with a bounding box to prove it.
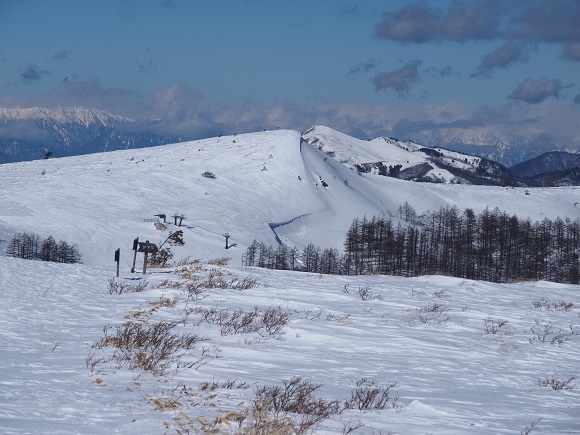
[114,248,120,277]
[172,214,186,226]
[131,237,139,273]
[224,232,230,249]
[137,240,158,274]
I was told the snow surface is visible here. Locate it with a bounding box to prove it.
[1,257,578,434]
[0,127,579,434]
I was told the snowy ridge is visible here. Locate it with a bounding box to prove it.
[304,125,488,184]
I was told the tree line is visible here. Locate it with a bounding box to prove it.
[5,232,82,264]
[243,204,580,284]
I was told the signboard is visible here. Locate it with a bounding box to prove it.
[137,242,158,254]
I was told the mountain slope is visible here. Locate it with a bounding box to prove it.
[511,151,580,178]
[1,127,580,267]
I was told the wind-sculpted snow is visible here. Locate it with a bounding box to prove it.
[0,256,578,433]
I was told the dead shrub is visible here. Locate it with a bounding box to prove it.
[538,375,577,391]
[92,321,207,375]
[208,257,231,266]
[521,418,542,435]
[197,305,289,339]
[154,222,167,231]
[237,407,301,435]
[107,278,148,295]
[347,377,401,411]
[199,378,251,391]
[358,285,382,301]
[419,303,447,313]
[532,298,574,311]
[483,316,510,335]
[528,320,579,346]
[174,256,202,267]
[432,289,448,298]
[251,376,341,434]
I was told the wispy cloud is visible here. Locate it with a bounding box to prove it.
[136,49,157,73]
[53,51,73,61]
[508,77,574,104]
[424,65,458,78]
[471,42,532,78]
[346,59,380,77]
[372,60,421,95]
[337,4,359,18]
[19,64,51,83]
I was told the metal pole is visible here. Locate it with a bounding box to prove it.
[142,240,149,274]
[115,248,120,277]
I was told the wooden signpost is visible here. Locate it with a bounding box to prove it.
[137,240,158,274]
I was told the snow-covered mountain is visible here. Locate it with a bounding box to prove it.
[0,107,183,163]
[304,126,580,187]
[511,151,580,178]
[304,125,514,185]
[1,127,579,267]
[1,128,579,434]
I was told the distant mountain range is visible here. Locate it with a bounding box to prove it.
[1,107,580,187]
[404,129,573,167]
[0,107,184,163]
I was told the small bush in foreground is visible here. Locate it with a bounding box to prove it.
[528,320,579,346]
[483,317,510,335]
[107,278,148,295]
[538,375,577,391]
[532,297,574,311]
[251,376,341,434]
[199,378,251,391]
[347,377,400,411]
[91,321,207,375]
[208,257,231,266]
[195,305,290,339]
[521,418,542,435]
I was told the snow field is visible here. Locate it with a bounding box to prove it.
[1,256,578,434]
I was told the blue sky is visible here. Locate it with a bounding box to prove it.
[1,0,579,145]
